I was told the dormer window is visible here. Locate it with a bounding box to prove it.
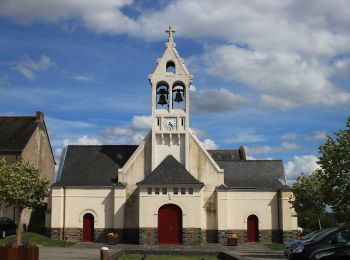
[166,61,176,73]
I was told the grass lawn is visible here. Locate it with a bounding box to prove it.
[0,232,76,247]
[264,243,285,250]
[121,255,218,260]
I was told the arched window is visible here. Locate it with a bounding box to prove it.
[166,61,176,73]
[172,81,185,109]
[156,82,169,109]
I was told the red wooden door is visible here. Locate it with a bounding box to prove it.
[247,215,259,242]
[158,204,182,244]
[83,213,94,242]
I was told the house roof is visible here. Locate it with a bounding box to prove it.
[137,155,203,186]
[215,160,287,190]
[53,145,138,187]
[208,150,241,161]
[0,116,39,152]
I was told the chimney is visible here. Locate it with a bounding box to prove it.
[239,146,246,160]
[36,111,44,122]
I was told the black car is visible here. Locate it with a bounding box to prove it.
[288,226,350,260]
[309,242,350,260]
[0,217,17,238]
[284,228,332,257]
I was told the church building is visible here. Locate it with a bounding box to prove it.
[48,27,297,245]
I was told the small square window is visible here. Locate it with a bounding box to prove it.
[181,188,186,195]
[188,188,193,195]
[147,187,152,194]
[162,188,167,194]
[173,188,178,194]
[155,188,160,194]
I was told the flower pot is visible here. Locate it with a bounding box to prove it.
[107,236,117,245]
[24,246,39,260]
[0,247,23,260]
[227,238,238,246]
[0,246,39,260]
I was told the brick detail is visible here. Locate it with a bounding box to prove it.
[183,228,201,245]
[139,228,157,245]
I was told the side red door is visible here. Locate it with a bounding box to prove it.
[83,213,94,242]
[158,204,182,244]
[247,215,259,242]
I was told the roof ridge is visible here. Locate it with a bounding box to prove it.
[0,116,35,118]
[68,144,138,147]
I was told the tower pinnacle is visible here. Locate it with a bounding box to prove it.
[166,25,176,43]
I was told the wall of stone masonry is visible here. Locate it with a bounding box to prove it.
[218,229,283,245]
[183,228,201,245]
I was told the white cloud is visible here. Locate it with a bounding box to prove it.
[191,88,247,114]
[200,138,218,150]
[102,114,151,144]
[246,142,300,155]
[16,55,54,80]
[2,0,350,109]
[202,45,350,109]
[311,131,327,140]
[132,115,152,129]
[73,75,93,81]
[284,155,320,182]
[62,135,102,146]
[280,132,299,141]
[226,129,266,144]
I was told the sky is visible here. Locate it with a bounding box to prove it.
[0,0,349,184]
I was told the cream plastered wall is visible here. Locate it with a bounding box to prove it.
[218,190,280,230]
[189,133,224,230]
[281,191,298,231]
[139,186,201,228]
[50,187,125,229]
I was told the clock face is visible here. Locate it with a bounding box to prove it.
[163,117,177,130]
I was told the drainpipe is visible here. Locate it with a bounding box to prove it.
[277,190,281,241]
[63,187,66,240]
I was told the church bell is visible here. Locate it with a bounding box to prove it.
[157,88,168,106]
[174,90,184,103]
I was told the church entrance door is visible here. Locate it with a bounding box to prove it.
[158,204,182,244]
[247,214,259,242]
[83,213,94,242]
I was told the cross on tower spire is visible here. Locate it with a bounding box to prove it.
[166,25,176,43]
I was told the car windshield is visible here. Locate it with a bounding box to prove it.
[302,228,333,241]
[312,228,338,242]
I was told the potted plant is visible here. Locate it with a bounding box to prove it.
[106,232,118,245]
[0,240,39,260]
[227,233,239,246]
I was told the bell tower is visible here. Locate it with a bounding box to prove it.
[148,26,193,170]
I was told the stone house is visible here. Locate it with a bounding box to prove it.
[0,111,55,229]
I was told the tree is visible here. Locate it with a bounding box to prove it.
[317,116,350,223]
[0,159,49,244]
[290,171,327,229]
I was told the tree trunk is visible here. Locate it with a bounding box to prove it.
[317,213,322,230]
[15,208,23,246]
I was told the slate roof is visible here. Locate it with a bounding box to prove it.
[53,145,138,187]
[215,160,287,190]
[137,155,203,186]
[208,150,241,161]
[0,116,38,152]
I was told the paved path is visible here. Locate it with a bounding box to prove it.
[38,242,286,260]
